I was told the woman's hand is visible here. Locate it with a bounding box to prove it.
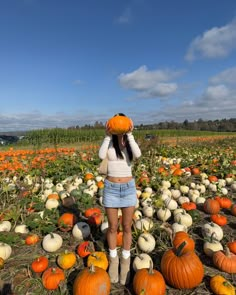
[105,121,112,136]
[128,120,134,133]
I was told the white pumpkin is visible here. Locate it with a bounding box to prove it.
[144,187,153,194]
[45,198,59,210]
[141,197,152,207]
[218,179,226,187]
[161,188,172,197]
[132,253,153,272]
[195,184,206,193]
[171,189,181,200]
[100,221,109,234]
[177,196,190,205]
[179,185,189,194]
[202,222,224,241]
[0,221,12,232]
[135,218,154,232]
[231,182,236,192]
[161,180,171,189]
[173,208,185,216]
[72,222,91,240]
[95,176,103,182]
[14,224,29,234]
[164,197,178,210]
[142,205,155,218]
[136,189,142,198]
[156,208,171,222]
[137,233,156,253]
[133,210,142,220]
[221,188,228,195]
[55,183,64,192]
[208,183,217,192]
[0,242,12,260]
[42,233,63,252]
[203,240,223,257]
[195,196,206,205]
[225,177,233,185]
[188,189,200,202]
[174,211,192,228]
[171,222,188,234]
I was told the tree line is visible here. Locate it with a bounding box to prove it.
[69,118,236,132]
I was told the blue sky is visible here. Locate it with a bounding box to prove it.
[0,0,236,131]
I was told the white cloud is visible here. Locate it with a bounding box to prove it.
[210,66,236,85]
[185,20,236,61]
[118,65,182,98]
[0,111,107,132]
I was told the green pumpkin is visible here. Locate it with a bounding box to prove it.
[188,209,201,222]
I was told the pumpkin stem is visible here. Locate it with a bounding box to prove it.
[210,232,217,242]
[223,280,234,287]
[89,263,95,273]
[148,260,154,275]
[175,241,187,256]
[225,246,231,257]
[139,290,146,295]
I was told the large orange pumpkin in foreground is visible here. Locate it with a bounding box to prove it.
[133,261,166,295]
[160,242,204,289]
[73,264,111,295]
[106,114,133,135]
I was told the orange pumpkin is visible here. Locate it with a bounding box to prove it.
[87,251,108,270]
[214,196,232,209]
[172,231,195,254]
[73,264,111,295]
[58,212,77,232]
[31,256,49,273]
[57,251,77,270]
[77,241,95,258]
[47,193,60,200]
[208,175,218,183]
[227,241,236,254]
[42,267,65,290]
[25,234,40,245]
[231,204,236,216]
[203,198,221,214]
[84,172,94,181]
[106,115,133,135]
[116,230,123,247]
[0,257,4,269]
[210,214,227,226]
[212,247,236,273]
[181,202,197,211]
[84,207,102,218]
[87,212,103,226]
[133,261,166,295]
[191,167,200,175]
[160,241,204,289]
[172,168,184,176]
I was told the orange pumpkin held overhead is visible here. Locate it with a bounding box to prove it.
[106,114,133,135]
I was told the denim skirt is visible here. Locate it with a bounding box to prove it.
[102,178,137,208]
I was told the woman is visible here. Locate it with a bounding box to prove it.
[98,113,141,285]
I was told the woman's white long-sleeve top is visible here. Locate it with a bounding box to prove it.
[98,133,141,177]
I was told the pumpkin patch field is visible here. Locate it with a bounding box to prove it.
[0,135,236,295]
